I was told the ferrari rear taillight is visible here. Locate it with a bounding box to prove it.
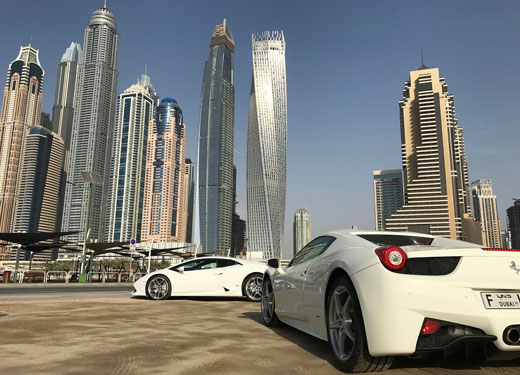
[374,246,407,271]
[421,319,441,335]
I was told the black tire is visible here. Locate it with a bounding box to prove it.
[326,275,392,372]
[145,274,171,300]
[242,273,264,302]
[261,276,282,326]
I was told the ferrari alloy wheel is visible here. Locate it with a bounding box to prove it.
[261,277,281,326]
[243,273,263,302]
[146,275,171,300]
[326,276,392,372]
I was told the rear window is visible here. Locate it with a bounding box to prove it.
[356,234,433,247]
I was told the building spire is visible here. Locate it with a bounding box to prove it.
[418,48,429,70]
[104,0,107,8]
[144,64,147,76]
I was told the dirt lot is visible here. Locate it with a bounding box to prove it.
[0,296,519,374]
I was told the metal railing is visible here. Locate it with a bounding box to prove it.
[104,272,120,283]
[87,272,104,283]
[45,271,68,283]
[19,271,45,283]
[2,270,149,284]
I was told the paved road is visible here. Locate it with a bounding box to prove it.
[0,294,519,374]
[0,284,133,300]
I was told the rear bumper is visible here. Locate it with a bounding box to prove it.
[415,334,496,353]
[353,264,520,357]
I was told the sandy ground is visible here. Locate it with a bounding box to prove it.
[0,296,519,375]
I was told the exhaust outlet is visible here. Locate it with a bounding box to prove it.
[503,326,520,345]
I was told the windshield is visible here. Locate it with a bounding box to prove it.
[356,234,433,247]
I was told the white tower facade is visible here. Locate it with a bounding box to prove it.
[246,31,287,259]
[471,179,502,248]
[293,207,311,256]
[61,5,119,242]
[106,74,157,242]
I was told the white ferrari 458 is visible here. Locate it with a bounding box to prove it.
[133,256,267,301]
[261,230,520,372]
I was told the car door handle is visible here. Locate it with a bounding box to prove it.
[215,272,223,275]
[301,270,307,277]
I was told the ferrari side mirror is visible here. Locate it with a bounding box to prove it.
[267,258,280,269]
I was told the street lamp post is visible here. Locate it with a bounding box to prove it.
[13,244,22,282]
[79,171,102,283]
[147,239,154,274]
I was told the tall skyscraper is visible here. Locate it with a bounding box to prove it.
[61,5,119,242]
[246,31,287,260]
[471,179,501,248]
[386,66,478,241]
[293,207,311,256]
[40,112,52,131]
[373,169,403,231]
[141,98,186,243]
[0,45,44,234]
[507,199,520,249]
[194,20,235,254]
[231,166,245,256]
[182,158,195,243]
[106,74,157,242]
[51,42,82,155]
[51,42,82,233]
[13,127,64,261]
[502,229,512,249]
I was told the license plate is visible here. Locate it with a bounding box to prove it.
[481,292,520,309]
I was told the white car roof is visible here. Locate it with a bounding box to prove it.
[181,256,264,265]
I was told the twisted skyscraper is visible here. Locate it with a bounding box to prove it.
[194,20,235,254]
[62,5,119,242]
[246,31,287,259]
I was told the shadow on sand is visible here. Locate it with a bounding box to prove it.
[241,311,335,367]
[241,310,520,372]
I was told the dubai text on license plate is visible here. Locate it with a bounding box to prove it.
[481,292,520,309]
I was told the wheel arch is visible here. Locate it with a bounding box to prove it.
[145,273,172,299]
[241,272,264,297]
[324,267,357,308]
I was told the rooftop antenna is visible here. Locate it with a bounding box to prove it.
[29,34,33,46]
[144,64,147,76]
[421,48,424,66]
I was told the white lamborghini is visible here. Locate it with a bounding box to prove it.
[133,256,267,301]
[261,230,520,372]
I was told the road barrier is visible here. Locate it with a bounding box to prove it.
[104,272,120,283]
[45,271,68,283]
[2,270,146,284]
[67,271,77,283]
[87,272,104,283]
[20,271,45,283]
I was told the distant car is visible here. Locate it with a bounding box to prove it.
[133,256,267,302]
[261,230,520,373]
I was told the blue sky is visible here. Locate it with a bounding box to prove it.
[1,0,519,257]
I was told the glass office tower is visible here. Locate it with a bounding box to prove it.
[194,20,235,254]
